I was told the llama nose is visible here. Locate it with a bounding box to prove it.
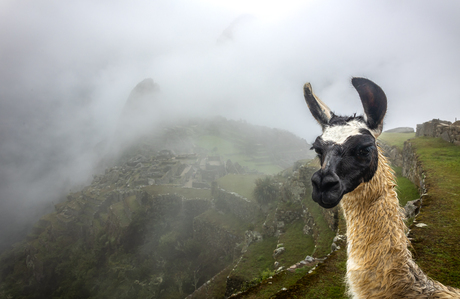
[311,171,341,194]
[320,174,340,192]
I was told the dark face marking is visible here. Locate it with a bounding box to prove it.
[310,129,378,208]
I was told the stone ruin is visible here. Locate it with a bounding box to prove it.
[95,150,249,190]
[416,119,460,145]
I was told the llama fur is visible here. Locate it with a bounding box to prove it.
[342,145,460,298]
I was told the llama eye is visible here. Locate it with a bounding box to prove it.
[357,146,371,157]
[314,148,323,156]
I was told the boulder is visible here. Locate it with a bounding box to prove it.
[273,247,285,258]
[304,255,314,263]
[241,230,263,253]
[404,198,421,219]
[303,224,313,235]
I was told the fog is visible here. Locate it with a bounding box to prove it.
[1,0,459,250]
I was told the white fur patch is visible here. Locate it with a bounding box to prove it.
[346,256,360,299]
[321,119,369,144]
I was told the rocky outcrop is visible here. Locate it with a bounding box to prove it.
[404,198,422,219]
[416,119,460,145]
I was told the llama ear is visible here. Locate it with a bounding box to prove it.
[351,77,387,137]
[303,83,332,129]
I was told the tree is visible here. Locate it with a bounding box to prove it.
[253,177,279,205]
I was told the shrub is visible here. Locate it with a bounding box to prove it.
[253,177,279,205]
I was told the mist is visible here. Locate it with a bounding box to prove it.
[1,0,459,251]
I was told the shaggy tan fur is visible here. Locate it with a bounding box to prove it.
[340,145,460,299]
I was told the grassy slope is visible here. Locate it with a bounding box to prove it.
[379,132,416,150]
[408,137,460,287]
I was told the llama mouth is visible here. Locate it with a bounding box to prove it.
[312,191,343,209]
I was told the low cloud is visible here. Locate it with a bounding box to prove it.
[1,0,459,250]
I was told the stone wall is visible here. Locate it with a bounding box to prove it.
[378,141,403,168]
[402,141,426,193]
[416,119,460,145]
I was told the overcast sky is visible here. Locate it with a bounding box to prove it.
[0,0,459,249]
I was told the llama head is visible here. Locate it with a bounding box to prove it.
[304,77,387,208]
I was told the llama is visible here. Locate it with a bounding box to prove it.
[303,77,460,298]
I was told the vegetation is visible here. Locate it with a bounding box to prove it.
[253,176,280,205]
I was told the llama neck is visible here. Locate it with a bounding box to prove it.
[340,149,414,298]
